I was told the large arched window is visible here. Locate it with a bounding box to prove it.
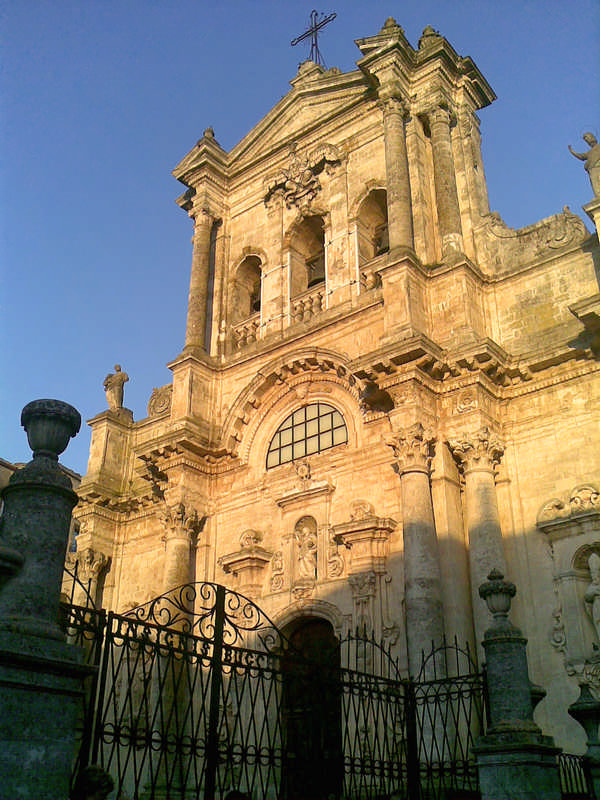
[266,403,348,469]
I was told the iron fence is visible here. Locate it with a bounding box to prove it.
[63,581,492,799]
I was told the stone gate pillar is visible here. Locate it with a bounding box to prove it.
[386,422,444,677]
[428,104,464,258]
[379,90,414,254]
[185,206,215,352]
[0,399,88,800]
[475,570,561,800]
[448,426,507,654]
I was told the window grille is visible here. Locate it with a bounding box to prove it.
[266,403,347,469]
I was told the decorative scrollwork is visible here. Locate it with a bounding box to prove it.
[123,581,290,652]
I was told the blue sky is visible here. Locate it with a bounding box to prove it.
[1,1,599,475]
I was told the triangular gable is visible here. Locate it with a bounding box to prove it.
[228,67,370,170]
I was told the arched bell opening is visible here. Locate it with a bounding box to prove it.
[288,215,326,299]
[356,188,389,264]
[230,255,262,323]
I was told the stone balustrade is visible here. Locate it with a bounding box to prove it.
[232,312,260,349]
[291,284,325,323]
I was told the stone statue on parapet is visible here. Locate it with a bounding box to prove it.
[585,552,600,646]
[569,132,600,196]
[103,364,129,411]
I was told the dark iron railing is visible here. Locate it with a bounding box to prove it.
[64,581,494,800]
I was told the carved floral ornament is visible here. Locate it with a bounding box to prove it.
[264,143,342,211]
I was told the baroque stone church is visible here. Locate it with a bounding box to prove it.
[70,18,600,753]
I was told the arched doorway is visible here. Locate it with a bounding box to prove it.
[282,617,343,800]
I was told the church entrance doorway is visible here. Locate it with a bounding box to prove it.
[281,617,343,800]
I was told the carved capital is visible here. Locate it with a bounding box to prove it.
[448,426,504,474]
[159,502,204,544]
[348,570,377,599]
[378,91,409,119]
[67,547,109,583]
[385,422,435,474]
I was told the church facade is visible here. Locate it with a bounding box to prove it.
[71,18,600,752]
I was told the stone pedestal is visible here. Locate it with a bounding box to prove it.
[474,570,561,800]
[386,423,444,677]
[0,399,89,800]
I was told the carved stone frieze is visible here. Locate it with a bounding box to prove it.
[264,143,342,210]
[147,385,173,417]
[448,426,504,473]
[385,422,435,473]
[476,207,588,272]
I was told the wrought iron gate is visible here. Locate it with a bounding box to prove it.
[64,581,488,799]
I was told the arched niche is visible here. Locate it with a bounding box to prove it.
[230,255,262,324]
[287,215,326,299]
[356,189,388,264]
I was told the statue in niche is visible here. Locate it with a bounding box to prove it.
[584,552,600,646]
[103,364,129,410]
[295,516,317,581]
[569,133,600,197]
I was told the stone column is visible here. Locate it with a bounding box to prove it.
[474,570,561,800]
[448,426,507,653]
[429,105,464,258]
[159,502,202,593]
[386,422,444,677]
[380,92,414,254]
[184,207,214,352]
[0,399,89,800]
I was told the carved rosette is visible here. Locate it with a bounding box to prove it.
[147,385,173,417]
[385,422,435,475]
[448,426,504,474]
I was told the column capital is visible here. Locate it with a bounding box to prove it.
[66,547,109,583]
[448,426,504,473]
[378,92,410,119]
[385,422,435,474]
[159,502,204,544]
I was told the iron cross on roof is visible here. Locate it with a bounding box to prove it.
[291,10,337,68]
